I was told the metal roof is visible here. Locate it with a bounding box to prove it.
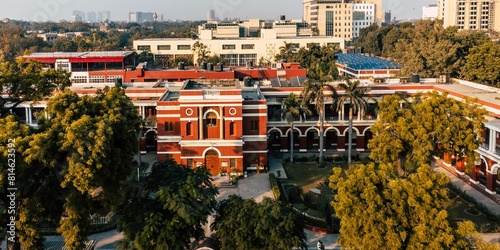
[336,53,400,70]
[25,51,135,59]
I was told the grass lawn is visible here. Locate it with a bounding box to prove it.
[282,162,347,192]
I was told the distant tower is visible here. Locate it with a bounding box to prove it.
[207,9,215,21]
[153,12,158,22]
[384,10,391,25]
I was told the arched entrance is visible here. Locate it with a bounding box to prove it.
[205,149,220,176]
[145,130,157,152]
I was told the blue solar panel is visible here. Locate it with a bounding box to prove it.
[336,53,400,70]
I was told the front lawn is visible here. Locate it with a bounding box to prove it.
[282,162,347,192]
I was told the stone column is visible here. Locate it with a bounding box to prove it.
[199,107,203,140]
[485,170,497,194]
[219,106,224,139]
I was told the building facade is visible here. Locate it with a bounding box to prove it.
[133,30,345,67]
[438,0,500,31]
[303,0,382,40]
[422,4,438,19]
[17,52,500,202]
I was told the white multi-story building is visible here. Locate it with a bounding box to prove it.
[133,21,344,66]
[303,0,382,40]
[422,4,438,19]
[353,2,376,38]
[438,0,500,31]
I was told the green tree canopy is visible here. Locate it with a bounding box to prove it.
[462,41,500,87]
[118,160,219,250]
[211,195,307,250]
[27,87,140,249]
[368,92,486,175]
[329,163,499,249]
[0,59,71,117]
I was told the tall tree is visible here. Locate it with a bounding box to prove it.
[212,195,307,249]
[462,41,500,87]
[335,78,369,164]
[0,59,71,118]
[275,41,296,63]
[392,19,461,77]
[301,63,337,163]
[329,162,499,249]
[118,160,218,249]
[368,92,486,175]
[279,93,311,162]
[24,87,141,249]
[192,41,211,65]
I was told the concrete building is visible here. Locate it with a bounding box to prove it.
[303,0,382,40]
[438,0,500,31]
[133,21,344,66]
[384,10,391,25]
[129,12,154,23]
[353,2,376,38]
[207,9,216,21]
[423,4,438,19]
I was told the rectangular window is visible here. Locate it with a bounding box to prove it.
[89,75,105,83]
[250,120,259,131]
[241,44,255,49]
[137,45,151,51]
[177,45,191,50]
[230,158,236,168]
[229,122,235,135]
[222,44,236,50]
[186,122,191,136]
[326,11,333,36]
[165,122,174,131]
[187,159,193,168]
[157,45,171,50]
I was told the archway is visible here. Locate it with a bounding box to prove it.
[145,130,157,152]
[205,149,220,176]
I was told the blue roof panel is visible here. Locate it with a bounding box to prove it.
[336,53,400,70]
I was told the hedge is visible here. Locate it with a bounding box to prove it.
[269,173,281,200]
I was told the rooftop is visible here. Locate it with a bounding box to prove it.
[25,51,135,59]
[336,53,400,70]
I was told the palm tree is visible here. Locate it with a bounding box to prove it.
[336,78,369,164]
[302,63,337,163]
[301,68,337,163]
[279,93,311,162]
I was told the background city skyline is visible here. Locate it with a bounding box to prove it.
[2,0,436,22]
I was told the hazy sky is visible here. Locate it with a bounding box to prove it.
[1,0,436,22]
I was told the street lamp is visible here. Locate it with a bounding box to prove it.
[137,131,142,182]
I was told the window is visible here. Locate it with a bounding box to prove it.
[241,44,255,49]
[229,122,235,135]
[186,122,191,136]
[222,44,236,50]
[157,45,171,50]
[137,45,151,51]
[89,75,105,83]
[165,122,174,131]
[187,159,193,168]
[230,158,236,168]
[72,76,87,83]
[206,112,217,127]
[177,45,191,50]
[250,120,259,131]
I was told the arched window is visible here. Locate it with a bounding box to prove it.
[206,112,217,127]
